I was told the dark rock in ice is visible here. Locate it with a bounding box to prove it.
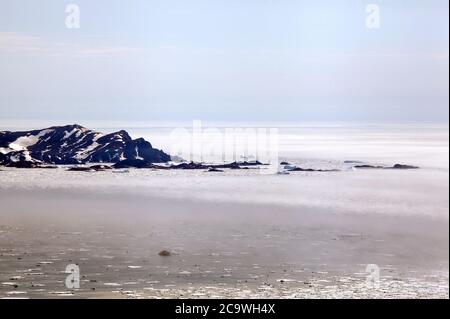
[237,160,264,166]
[113,160,169,169]
[168,160,267,170]
[113,159,154,169]
[288,166,340,172]
[354,164,420,170]
[287,167,314,172]
[280,161,290,165]
[170,162,208,170]
[67,165,113,172]
[389,164,419,170]
[216,162,242,169]
[67,164,113,172]
[5,160,41,169]
[207,167,224,172]
[216,161,266,169]
[354,165,385,169]
[158,250,171,257]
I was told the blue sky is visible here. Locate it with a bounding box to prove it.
[0,0,448,122]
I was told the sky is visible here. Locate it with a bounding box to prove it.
[0,0,448,123]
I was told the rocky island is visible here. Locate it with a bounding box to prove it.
[0,124,170,168]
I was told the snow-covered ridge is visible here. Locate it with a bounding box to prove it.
[0,124,170,167]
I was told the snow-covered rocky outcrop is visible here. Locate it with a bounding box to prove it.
[0,124,170,167]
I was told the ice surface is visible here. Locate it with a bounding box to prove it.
[0,123,448,299]
[1,124,448,219]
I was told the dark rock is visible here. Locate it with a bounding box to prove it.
[158,250,171,257]
[5,160,41,168]
[67,164,112,172]
[169,161,265,170]
[207,167,224,172]
[354,163,419,170]
[216,162,241,169]
[113,159,170,169]
[354,165,385,169]
[288,167,340,172]
[170,162,208,170]
[280,161,290,165]
[390,164,419,170]
[237,160,264,166]
[288,167,315,172]
[113,159,151,169]
[215,161,266,169]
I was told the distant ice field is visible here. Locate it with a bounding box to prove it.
[1,123,448,219]
[0,123,448,299]
[126,123,449,170]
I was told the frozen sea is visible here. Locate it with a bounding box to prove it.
[0,122,448,298]
[1,122,448,218]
